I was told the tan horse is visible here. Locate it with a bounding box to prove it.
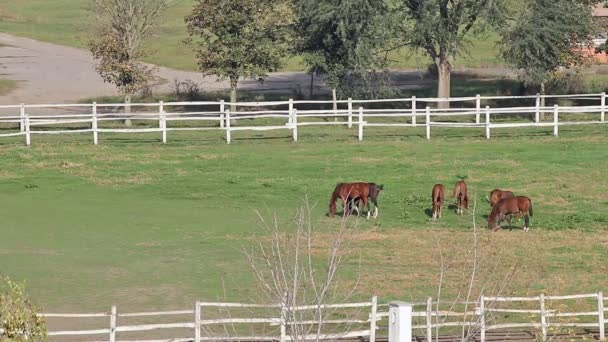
[489,189,515,207]
[488,196,533,232]
[431,184,445,220]
[453,180,469,215]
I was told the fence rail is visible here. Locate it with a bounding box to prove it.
[7,291,604,342]
[0,93,606,146]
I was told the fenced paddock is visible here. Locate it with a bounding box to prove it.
[25,292,607,342]
[0,93,607,146]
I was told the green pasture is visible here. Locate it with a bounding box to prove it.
[0,78,18,95]
[0,0,502,71]
[0,124,607,314]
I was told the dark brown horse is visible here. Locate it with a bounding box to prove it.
[453,180,469,215]
[489,189,515,207]
[488,196,533,232]
[329,182,382,218]
[431,184,445,220]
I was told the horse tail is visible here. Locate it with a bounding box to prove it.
[528,199,533,217]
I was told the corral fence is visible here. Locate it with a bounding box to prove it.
[0,93,607,146]
[10,291,606,342]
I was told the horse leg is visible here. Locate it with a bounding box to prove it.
[372,198,379,218]
[361,197,370,219]
[524,214,530,232]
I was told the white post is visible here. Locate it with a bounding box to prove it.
[25,114,31,147]
[20,103,25,132]
[475,94,481,124]
[195,301,201,342]
[280,296,287,342]
[480,296,486,342]
[220,100,225,128]
[110,305,117,342]
[160,101,167,144]
[485,106,491,139]
[358,107,364,142]
[292,109,298,142]
[225,110,231,144]
[411,96,417,126]
[389,302,412,342]
[426,107,431,140]
[535,93,541,123]
[92,102,98,145]
[601,92,606,123]
[540,293,547,341]
[347,98,353,128]
[288,98,294,125]
[598,292,605,340]
[425,297,432,342]
[369,296,378,342]
[553,105,559,137]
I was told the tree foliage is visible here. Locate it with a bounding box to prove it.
[499,0,595,87]
[398,0,507,100]
[293,0,396,98]
[89,0,170,96]
[185,0,294,105]
[0,276,47,341]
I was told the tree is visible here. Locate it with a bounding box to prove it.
[398,0,506,106]
[500,0,595,111]
[0,276,47,341]
[293,0,395,104]
[185,0,294,112]
[89,0,170,126]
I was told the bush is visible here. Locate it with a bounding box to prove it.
[0,276,47,341]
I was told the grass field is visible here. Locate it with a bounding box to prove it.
[1,125,607,313]
[0,0,502,72]
[0,78,18,95]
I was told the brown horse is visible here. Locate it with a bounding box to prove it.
[431,184,445,220]
[328,182,370,218]
[488,196,533,232]
[348,183,383,218]
[489,189,515,207]
[453,180,469,215]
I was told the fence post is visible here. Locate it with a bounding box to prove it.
[601,92,606,123]
[426,297,432,342]
[159,101,167,144]
[370,296,378,342]
[347,98,353,128]
[225,110,231,144]
[476,94,481,124]
[426,107,431,140]
[280,295,287,342]
[485,106,491,139]
[598,292,605,340]
[288,98,294,125]
[292,109,298,142]
[20,103,25,132]
[92,102,98,145]
[195,301,201,342]
[220,100,225,128]
[480,296,486,342]
[24,114,31,147]
[540,293,547,342]
[535,93,541,123]
[109,305,117,342]
[411,96,417,126]
[358,107,364,141]
[553,105,559,137]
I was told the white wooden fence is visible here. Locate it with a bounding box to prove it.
[22,292,607,342]
[0,93,606,146]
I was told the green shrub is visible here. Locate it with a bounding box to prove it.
[0,276,47,341]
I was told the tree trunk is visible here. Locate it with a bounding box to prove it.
[436,58,452,109]
[124,94,132,127]
[539,82,546,121]
[332,87,338,122]
[230,76,238,125]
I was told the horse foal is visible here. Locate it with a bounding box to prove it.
[431,184,445,220]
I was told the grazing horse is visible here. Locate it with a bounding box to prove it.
[329,182,383,218]
[489,189,515,207]
[488,196,533,232]
[453,180,469,215]
[431,184,445,220]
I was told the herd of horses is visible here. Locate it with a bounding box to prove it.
[328,181,534,232]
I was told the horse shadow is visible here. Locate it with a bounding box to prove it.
[424,208,433,218]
